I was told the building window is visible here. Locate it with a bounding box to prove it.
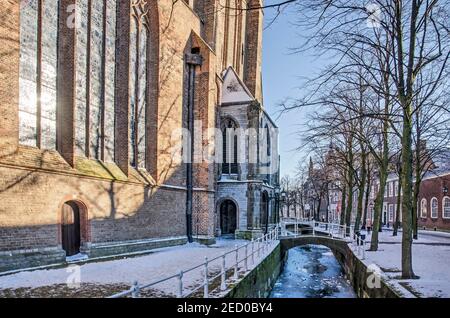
[222,118,238,175]
[389,204,394,222]
[75,0,117,162]
[443,197,450,219]
[431,197,438,219]
[389,182,394,197]
[265,125,271,157]
[19,0,59,149]
[420,198,427,218]
[129,1,150,168]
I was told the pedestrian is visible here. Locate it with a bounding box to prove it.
[359,228,367,245]
[366,219,372,234]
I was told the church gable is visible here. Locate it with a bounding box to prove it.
[221,67,254,104]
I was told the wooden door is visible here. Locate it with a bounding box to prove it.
[61,202,81,257]
[220,201,237,235]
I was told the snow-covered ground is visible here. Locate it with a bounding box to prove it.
[0,238,276,298]
[362,230,450,298]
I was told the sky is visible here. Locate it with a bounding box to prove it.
[261,3,322,178]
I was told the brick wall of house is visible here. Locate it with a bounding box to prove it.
[370,174,450,231]
[418,175,450,231]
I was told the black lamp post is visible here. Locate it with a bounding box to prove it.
[281,190,287,218]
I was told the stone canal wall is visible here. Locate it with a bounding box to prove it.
[282,228,407,298]
[334,245,404,298]
[226,234,406,298]
[224,243,286,298]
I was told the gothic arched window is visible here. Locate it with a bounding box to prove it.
[222,118,239,175]
[19,0,59,149]
[265,124,271,157]
[74,0,117,162]
[130,0,150,168]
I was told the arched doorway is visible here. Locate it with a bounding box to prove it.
[261,191,269,234]
[61,201,81,257]
[220,200,237,235]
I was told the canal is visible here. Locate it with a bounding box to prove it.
[269,245,357,298]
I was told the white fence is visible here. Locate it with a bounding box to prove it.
[109,226,280,298]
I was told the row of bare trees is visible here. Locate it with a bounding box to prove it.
[276,0,449,279]
[220,0,449,279]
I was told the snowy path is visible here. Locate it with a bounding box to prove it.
[0,238,272,298]
[362,231,450,298]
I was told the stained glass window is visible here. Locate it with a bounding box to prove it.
[130,0,150,168]
[19,0,58,149]
[75,0,116,161]
[222,118,239,175]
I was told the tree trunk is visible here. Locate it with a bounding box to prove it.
[412,106,424,240]
[395,0,417,280]
[362,168,371,230]
[412,157,421,240]
[345,170,354,236]
[401,113,416,278]
[370,169,387,251]
[326,197,329,223]
[340,186,347,226]
[345,185,353,237]
[355,153,367,232]
[393,173,402,236]
[316,198,322,221]
[380,208,384,232]
[345,137,355,236]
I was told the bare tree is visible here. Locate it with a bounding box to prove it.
[277,0,449,279]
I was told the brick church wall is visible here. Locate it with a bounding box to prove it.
[0,0,265,271]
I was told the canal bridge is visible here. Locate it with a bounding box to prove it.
[109,220,367,298]
[278,218,366,260]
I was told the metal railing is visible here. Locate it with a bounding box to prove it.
[280,217,366,260]
[109,226,280,298]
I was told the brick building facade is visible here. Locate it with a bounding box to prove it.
[365,152,450,232]
[374,172,450,231]
[322,151,450,233]
[0,0,280,272]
